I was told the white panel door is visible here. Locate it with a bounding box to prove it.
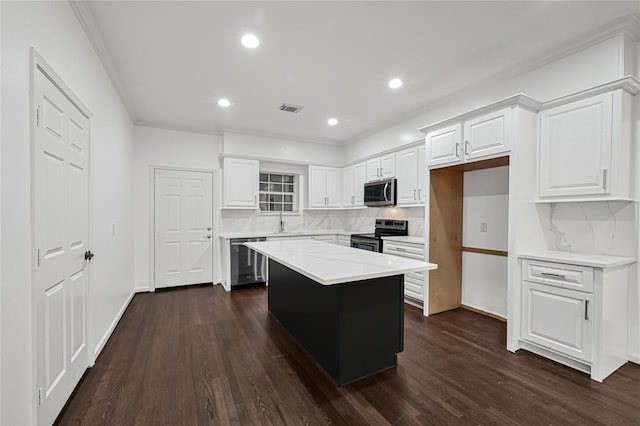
[395,147,418,205]
[521,281,593,362]
[155,169,213,288]
[308,166,327,208]
[342,166,354,206]
[366,158,381,181]
[325,167,341,207]
[34,69,90,426]
[539,93,612,197]
[417,145,427,202]
[426,123,463,168]
[463,107,511,161]
[380,153,396,178]
[353,162,366,206]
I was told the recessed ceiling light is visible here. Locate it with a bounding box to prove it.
[388,78,403,89]
[218,98,231,107]
[241,34,260,48]
[328,118,338,126]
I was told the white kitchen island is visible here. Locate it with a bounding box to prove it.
[245,239,437,385]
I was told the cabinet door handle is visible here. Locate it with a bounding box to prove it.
[465,140,470,156]
[602,168,608,190]
[413,189,417,200]
[254,194,257,204]
[380,167,383,177]
[585,300,589,320]
[396,247,406,252]
[541,272,566,279]
[455,143,460,158]
[418,188,422,199]
[351,195,355,204]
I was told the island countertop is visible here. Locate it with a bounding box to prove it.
[245,239,437,285]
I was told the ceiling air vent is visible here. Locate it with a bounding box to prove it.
[279,103,304,113]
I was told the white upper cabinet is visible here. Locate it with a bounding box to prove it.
[537,83,638,200]
[426,109,511,169]
[395,146,425,205]
[463,107,511,161]
[425,123,463,168]
[309,166,341,209]
[366,153,396,181]
[342,162,366,207]
[223,157,259,208]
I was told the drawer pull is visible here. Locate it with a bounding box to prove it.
[541,272,566,279]
[585,300,589,320]
[395,247,406,252]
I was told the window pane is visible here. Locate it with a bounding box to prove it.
[259,194,268,202]
[270,194,282,202]
[284,184,294,193]
[259,203,269,211]
[260,173,268,182]
[259,183,269,192]
[272,183,282,192]
[283,204,293,212]
[284,194,293,203]
[270,174,282,183]
[272,203,282,211]
[283,175,294,183]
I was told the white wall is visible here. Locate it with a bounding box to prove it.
[462,166,509,317]
[133,126,223,290]
[1,2,135,424]
[223,131,344,166]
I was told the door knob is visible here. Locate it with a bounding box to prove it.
[84,250,94,261]
[207,226,212,231]
[206,235,212,239]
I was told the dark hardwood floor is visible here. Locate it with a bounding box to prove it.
[56,285,640,425]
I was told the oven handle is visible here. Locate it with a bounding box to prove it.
[383,182,390,202]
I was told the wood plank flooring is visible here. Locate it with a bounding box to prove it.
[56,285,640,425]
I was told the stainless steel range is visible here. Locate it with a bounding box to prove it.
[350,219,408,252]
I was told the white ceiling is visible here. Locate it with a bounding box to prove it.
[76,1,639,144]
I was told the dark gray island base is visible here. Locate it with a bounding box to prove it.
[267,259,404,386]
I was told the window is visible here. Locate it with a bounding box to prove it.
[259,172,297,212]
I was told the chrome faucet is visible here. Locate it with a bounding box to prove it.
[279,210,285,233]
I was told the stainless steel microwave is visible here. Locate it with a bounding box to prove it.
[364,178,397,207]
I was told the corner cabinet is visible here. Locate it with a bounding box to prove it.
[342,162,366,207]
[395,145,427,205]
[223,157,259,208]
[518,255,633,382]
[538,78,640,200]
[308,166,341,209]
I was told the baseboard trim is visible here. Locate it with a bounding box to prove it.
[629,354,640,365]
[461,304,507,322]
[92,289,135,364]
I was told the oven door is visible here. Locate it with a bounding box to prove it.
[350,237,381,252]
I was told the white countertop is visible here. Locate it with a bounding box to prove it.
[518,250,635,269]
[245,239,437,285]
[220,230,353,239]
[381,236,425,245]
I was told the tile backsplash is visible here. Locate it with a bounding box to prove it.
[221,206,425,237]
[544,201,637,257]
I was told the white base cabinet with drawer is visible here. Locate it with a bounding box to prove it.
[383,239,427,309]
[518,256,632,382]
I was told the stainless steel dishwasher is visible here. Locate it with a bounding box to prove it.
[230,237,267,288]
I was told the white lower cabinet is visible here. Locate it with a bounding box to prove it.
[518,257,632,382]
[337,235,351,247]
[314,234,337,244]
[383,239,426,308]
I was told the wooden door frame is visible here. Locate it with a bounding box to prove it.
[149,166,217,291]
[30,48,94,423]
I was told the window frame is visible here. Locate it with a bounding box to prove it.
[258,170,300,214]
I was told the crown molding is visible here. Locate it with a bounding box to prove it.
[540,75,640,110]
[68,0,137,123]
[136,120,223,136]
[418,93,542,135]
[220,128,344,147]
